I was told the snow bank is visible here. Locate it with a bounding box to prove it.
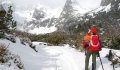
[0,38,39,70]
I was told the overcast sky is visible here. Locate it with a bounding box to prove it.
[10,0,101,10]
[76,0,101,10]
[0,0,102,13]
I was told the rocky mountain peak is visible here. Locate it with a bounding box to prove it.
[100,0,113,6]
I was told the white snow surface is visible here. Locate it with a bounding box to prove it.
[28,26,57,34]
[0,38,120,70]
[119,3,120,9]
[104,4,111,12]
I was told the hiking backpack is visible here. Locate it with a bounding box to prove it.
[89,35,101,51]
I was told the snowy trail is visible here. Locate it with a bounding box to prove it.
[35,44,120,70]
[36,45,85,70]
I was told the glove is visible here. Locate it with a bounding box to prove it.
[99,47,102,51]
[88,29,91,33]
[85,43,89,48]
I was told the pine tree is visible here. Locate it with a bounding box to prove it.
[0,10,7,30]
[4,6,16,30]
[0,10,7,38]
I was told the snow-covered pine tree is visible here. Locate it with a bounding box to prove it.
[4,6,16,30]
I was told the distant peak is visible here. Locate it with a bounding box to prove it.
[100,0,113,6]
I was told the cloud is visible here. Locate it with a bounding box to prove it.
[7,0,101,13]
[11,0,66,10]
[75,0,101,10]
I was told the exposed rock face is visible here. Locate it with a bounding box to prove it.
[56,0,81,34]
[100,0,113,6]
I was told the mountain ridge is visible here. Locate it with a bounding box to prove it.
[0,0,102,34]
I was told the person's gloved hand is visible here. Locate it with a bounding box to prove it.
[88,29,91,33]
[100,47,102,51]
[99,47,102,51]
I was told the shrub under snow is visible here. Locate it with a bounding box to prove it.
[0,43,24,70]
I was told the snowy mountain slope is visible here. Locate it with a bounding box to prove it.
[28,26,57,34]
[85,0,120,37]
[85,4,111,17]
[0,38,120,70]
[0,0,102,34]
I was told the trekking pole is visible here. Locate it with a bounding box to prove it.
[92,62,94,70]
[98,52,104,70]
[112,63,115,70]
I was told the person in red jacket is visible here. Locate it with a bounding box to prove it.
[84,27,101,70]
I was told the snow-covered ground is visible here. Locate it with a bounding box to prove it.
[0,38,120,70]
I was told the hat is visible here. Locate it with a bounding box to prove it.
[90,27,96,33]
